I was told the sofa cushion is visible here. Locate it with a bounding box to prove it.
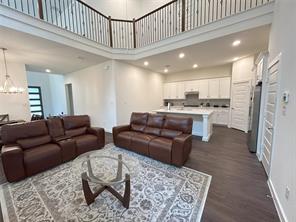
[130,112,148,125]
[131,124,146,132]
[1,120,48,144]
[63,115,90,130]
[24,143,62,176]
[47,118,64,138]
[130,112,148,133]
[130,133,157,155]
[17,135,51,150]
[160,129,183,139]
[147,114,164,128]
[116,131,144,149]
[73,134,99,155]
[65,127,87,137]
[149,137,173,164]
[163,116,193,134]
[144,127,161,136]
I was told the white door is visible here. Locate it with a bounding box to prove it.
[208,79,220,99]
[198,79,209,99]
[230,81,251,132]
[220,77,231,99]
[261,57,279,175]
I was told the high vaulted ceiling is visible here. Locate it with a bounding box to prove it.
[127,25,270,74]
[0,27,108,74]
[0,24,270,74]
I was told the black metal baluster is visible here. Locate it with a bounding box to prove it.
[239,0,242,11]
[32,0,36,16]
[20,0,23,12]
[71,1,75,33]
[44,0,48,22]
[49,0,53,23]
[74,1,78,33]
[14,0,17,9]
[245,0,247,10]
[26,0,29,14]
[78,2,82,34]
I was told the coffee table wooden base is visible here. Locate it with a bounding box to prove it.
[82,174,130,208]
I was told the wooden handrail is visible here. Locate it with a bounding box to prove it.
[111,18,133,23]
[76,0,109,19]
[135,0,178,22]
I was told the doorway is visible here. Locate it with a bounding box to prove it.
[230,81,251,133]
[261,56,280,175]
[65,83,74,115]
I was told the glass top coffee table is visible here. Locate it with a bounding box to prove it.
[73,150,133,208]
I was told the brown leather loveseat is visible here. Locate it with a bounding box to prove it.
[113,112,193,166]
[1,115,104,182]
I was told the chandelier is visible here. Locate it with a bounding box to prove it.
[0,48,24,94]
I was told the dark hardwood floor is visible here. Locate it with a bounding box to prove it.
[106,126,280,222]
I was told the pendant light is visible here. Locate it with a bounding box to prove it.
[0,48,24,94]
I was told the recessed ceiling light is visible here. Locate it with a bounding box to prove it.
[233,57,239,61]
[179,53,185,59]
[232,40,241,47]
[193,64,198,68]
[164,68,169,73]
[45,69,51,73]
[144,61,149,66]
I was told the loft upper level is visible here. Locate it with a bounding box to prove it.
[0,0,274,58]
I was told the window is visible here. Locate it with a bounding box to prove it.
[28,86,44,117]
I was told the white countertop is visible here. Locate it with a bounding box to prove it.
[153,108,214,116]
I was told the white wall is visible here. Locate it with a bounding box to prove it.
[113,60,164,125]
[0,62,30,121]
[64,61,117,132]
[64,60,164,130]
[231,56,256,84]
[27,72,67,117]
[164,64,232,83]
[84,0,170,19]
[267,0,296,221]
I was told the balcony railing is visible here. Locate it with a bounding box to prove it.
[1,0,273,49]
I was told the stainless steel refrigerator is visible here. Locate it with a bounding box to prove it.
[248,83,262,153]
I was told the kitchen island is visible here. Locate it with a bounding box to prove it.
[154,108,214,142]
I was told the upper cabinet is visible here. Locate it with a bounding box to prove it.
[176,82,185,99]
[163,82,185,100]
[198,79,209,99]
[185,80,199,92]
[164,77,231,100]
[219,77,231,99]
[208,79,220,99]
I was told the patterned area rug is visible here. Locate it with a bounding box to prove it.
[0,144,211,222]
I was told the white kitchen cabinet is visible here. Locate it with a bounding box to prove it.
[163,82,184,99]
[163,83,170,99]
[214,109,229,125]
[198,79,209,99]
[219,77,231,99]
[208,79,220,99]
[164,77,231,100]
[185,80,199,92]
[176,82,185,99]
[169,82,177,99]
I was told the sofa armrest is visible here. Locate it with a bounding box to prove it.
[1,145,26,182]
[112,125,130,138]
[87,127,105,148]
[171,134,192,167]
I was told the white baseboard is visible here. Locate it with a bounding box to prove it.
[267,179,288,222]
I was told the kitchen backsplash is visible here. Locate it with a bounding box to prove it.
[164,94,230,107]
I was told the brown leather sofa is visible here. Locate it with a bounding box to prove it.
[113,112,193,167]
[1,115,105,182]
